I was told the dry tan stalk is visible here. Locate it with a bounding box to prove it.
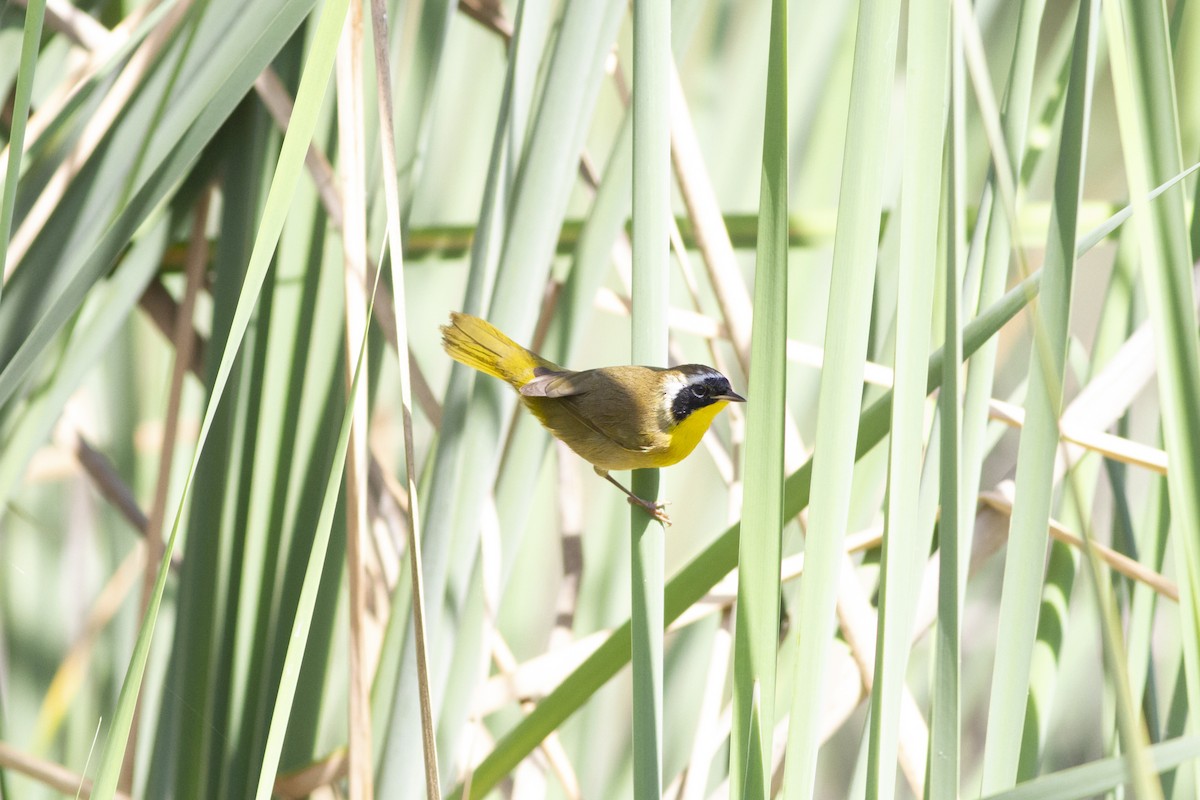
[1059,321,1156,432]
[367,439,410,590]
[989,398,1168,476]
[254,67,345,225]
[140,279,208,373]
[273,747,349,799]
[981,483,1178,601]
[31,0,111,48]
[666,206,741,394]
[491,632,582,799]
[472,629,612,715]
[667,172,748,492]
[53,410,150,536]
[1061,428,1167,473]
[335,8,375,796]
[457,0,511,40]
[0,739,131,800]
[119,185,211,790]
[667,64,752,372]
[367,0,441,792]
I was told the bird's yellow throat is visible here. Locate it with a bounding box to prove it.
[648,399,729,468]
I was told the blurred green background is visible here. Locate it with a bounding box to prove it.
[2,0,1200,798]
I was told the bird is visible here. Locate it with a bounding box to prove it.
[440,312,745,525]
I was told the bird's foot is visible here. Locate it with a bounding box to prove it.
[628,496,672,526]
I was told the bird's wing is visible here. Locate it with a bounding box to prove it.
[521,368,662,453]
[518,368,586,398]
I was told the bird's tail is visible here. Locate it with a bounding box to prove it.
[440,312,553,388]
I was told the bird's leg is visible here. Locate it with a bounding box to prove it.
[595,468,671,526]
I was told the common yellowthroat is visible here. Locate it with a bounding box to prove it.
[441,312,745,525]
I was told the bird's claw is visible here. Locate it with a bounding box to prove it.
[628,496,672,526]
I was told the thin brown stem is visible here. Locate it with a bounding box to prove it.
[119,185,211,791]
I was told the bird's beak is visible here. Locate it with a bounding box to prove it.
[716,391,746,403]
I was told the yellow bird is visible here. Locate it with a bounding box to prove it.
[441,312,745,525]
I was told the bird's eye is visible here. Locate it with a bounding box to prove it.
[691,385,707,399]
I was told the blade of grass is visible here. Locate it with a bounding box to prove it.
[729,0,786,793]
[996,24,1123,782]
[144,95,260,800]
[252,249,379,800]
[953,0,1030,286]
[389,0,457,220]
[1079,238,1162,749]
[211,40,358,798]
[978,737,1200,800]
[0,0,45,304]
[864,0,949,794]
[630,0,670,794]
[928,17,966,800]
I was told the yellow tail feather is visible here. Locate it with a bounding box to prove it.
[440,312,556,388]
